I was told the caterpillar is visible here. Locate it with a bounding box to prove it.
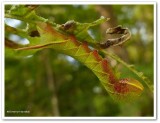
[16,22,143,101]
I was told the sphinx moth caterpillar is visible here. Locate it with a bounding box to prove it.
[16,22,143,101]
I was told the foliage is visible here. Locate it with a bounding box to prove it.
[5,5,154,116]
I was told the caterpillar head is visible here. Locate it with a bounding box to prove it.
[111,78,144,102]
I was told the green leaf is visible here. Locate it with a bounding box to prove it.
[59,16,110,44]
[9,5,31,16]
[6,5,47,24]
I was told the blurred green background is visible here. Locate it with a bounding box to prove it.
[5,5,154,117]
